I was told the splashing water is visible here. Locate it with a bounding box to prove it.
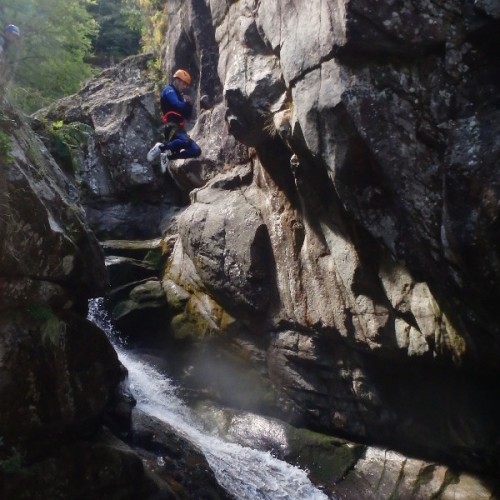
[88,298,331,500]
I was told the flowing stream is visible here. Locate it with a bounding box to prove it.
[89,298,330,500]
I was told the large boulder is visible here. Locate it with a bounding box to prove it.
[193,401,497,499]
[0,310,120,447]
[1,110,106,309]
[35,53,184,239]
[0,430,170,500]
[155,0,500,481]
[0,99,169,496]
[177,166,272,318]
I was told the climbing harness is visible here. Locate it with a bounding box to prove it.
[161,110,185,126]
[161,110,186,141]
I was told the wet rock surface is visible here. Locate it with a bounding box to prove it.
[130,410,232,500]
[0,94,223,498]
[0,102,170,497]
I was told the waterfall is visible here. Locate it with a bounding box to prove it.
[88,298,331,500]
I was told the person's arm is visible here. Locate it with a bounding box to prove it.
[161,85,193,119]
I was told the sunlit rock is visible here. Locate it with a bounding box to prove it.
[156,0,500,482]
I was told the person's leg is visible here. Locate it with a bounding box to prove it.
[147,125,176,161]
[170,139,201,159]
[162,125,177,151]
[166,137,189,155]
[147,141,163,161]
[166,129,190,156]
[167,131,201,160]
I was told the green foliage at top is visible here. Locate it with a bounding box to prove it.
[133,0,167,56]
[0,0,167,113]
[0,0,98,112]
[87,0,141,66]
[126,0,168,87]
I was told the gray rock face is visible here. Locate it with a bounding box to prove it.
[334,446,496,500]
[0,114,107,307]
[0,94,214,497]
[178,166,272,317]
[36,54,183,239]
[159,0,500,480]
[0,103,161,494]
[39,54,157,191]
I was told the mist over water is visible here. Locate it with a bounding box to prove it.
[89,298,330,500]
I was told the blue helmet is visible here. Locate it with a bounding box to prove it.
[5,24,20,37]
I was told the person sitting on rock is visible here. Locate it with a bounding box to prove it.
[147,69,201,170]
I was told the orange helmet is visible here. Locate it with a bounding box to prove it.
[173,69,191,85]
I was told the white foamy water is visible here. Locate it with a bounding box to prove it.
[89,298,330,500]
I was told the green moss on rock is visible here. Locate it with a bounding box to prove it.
[286,427,365,485]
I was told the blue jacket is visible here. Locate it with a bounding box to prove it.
[160,83,193,119]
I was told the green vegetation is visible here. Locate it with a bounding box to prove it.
[286,428,364,485]
[1,0,98,111]
[0,0,168,113]
[0,448,24,474]
[87,0,141,66]
[0,130,12,163]
[26,304,66,346]
[48,120,94,172]
[144,248,165,270]
[135,0,167,54]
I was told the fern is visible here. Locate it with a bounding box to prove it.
[48,121,94,173]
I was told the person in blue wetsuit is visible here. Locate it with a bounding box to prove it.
[147,69,201,169]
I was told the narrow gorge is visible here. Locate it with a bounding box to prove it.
[1,0,499,498]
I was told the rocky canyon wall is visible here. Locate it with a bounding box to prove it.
[0,92,228,498]
[28,0,500,494]
[0,101,153,496]
[160,0,500,476]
